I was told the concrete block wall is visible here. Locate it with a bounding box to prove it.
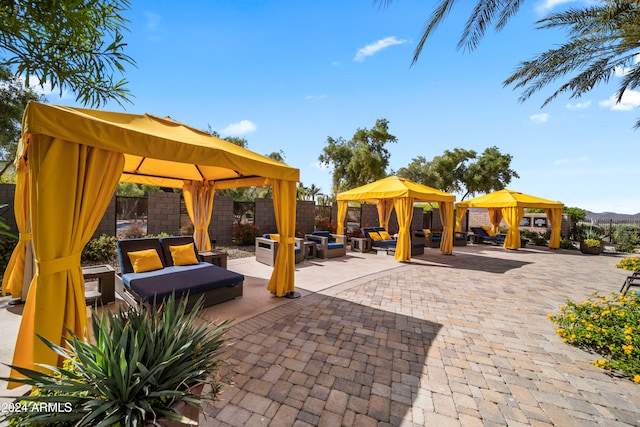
[296,200,315,235]
[93,195,116,239]
[255,198,276,235]
[147,191,181,236]
[211,195,234,246]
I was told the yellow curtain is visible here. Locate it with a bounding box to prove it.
[487,208,503,236]
[1,157,33,299]
[10,136,124,387]
[393,197,414,261]
[454,207,467,233]
[502,207,525,249]
[182,180,215,251]
[336,200,348,243]
[545,208,562,249]
[267,179,296,297]
[377,199,394,230]
[439,202,454,254]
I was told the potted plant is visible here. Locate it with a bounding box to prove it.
[580,228,604,255]
[1,294,229,426]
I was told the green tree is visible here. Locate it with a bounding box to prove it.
[0,63,42,178]
[1,0,135,107]
[377,1,640,126]
[319,118,397,194]
[397,146,518,200]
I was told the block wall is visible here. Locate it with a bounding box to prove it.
[93,195,116,239]
[0,184,17,236]
[147,191,181,236]
[211,195,234,246]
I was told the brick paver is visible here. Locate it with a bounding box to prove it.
[199,245,640,426]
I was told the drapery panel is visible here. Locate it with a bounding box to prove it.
[439,202,454,254]
[267,179,296,297]
[545,208,562,249]
[454,207,467,233]
[10,136,124,387]
[502,207,525,249]
[337,200,348,242]
[377,199,394,231]
[1,157,32,300]
[488,208,503,236]
[393,197,414,261]
[182,180,215,251]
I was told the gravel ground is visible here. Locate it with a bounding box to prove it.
[214,245,255,259]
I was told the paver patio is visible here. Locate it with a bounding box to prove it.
[1,243,638,426]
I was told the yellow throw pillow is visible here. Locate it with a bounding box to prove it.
[369,231,382,241]
[481,225,496,236]
[422,229,431,234]
[269,234,280,241]
[128,249,164,273]
[379,230,392,240]
[170,243,199,266]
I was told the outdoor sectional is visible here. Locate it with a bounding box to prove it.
[255,234,305,266]
[361,227,425,256]
[304,231,347,259]
[116,236,244,311]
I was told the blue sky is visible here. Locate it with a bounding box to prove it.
[42,0,640,214]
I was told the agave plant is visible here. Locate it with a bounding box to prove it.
[1,294,230,426]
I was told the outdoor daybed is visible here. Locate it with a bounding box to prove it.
[411,229,467,248]
[116,236,244,310]
[361,227,425,256]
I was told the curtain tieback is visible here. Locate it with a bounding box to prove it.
[36,252,82,276]
[281,237,295,244]
[194,226,208,231]
[19,232,32,241]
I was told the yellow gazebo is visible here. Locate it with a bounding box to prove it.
[336,176,456,261]
[455,189,564,250]
[2,101,299,387]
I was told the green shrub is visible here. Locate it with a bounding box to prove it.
[613,225,640,253]
[548,292,640,382]
[232,223,261,246]
[559,239,576,250]
[1,294,229,426]
[81,234,116,266]
[0,237,18,275]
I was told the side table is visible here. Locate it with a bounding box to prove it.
[199,250,228,269]
[303,241,317,259]
[468,234,481,244]
[82,264,115,305]
[351,237,371,253]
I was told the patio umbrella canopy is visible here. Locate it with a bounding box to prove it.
[456,189,564,250]
[336,176,456,260]
[5,101,299,387]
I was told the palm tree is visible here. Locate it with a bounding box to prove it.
[307,184,322,202]
[377,1,640,126]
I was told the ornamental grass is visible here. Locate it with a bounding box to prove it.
[548,292,640,382]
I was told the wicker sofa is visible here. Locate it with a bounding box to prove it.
[116,236,244,310]
[255,234,304,266]
[304,231,347,259]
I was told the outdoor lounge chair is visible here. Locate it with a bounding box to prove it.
[361,227,424,256]
[255,234,304,266]
[620,270,640,294]
[470,227,505,244]
[304,231,347,259]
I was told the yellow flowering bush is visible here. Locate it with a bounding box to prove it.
[548,292,640,382]
[616,256,640,272]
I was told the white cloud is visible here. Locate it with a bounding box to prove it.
[354,36,408,62]
[304,94,327,100]
[566,100,591,110]
[529,113,550,124]
[554,155,588,166]
[144,12,161,30]
[599,90,640,111]
[535,0,585,14]
[222,120,257,136]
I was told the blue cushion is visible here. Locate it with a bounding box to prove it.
[295,247,301,254]
[121,263,244,303]
[312,231,331,237]
[263,233,272,239]
[327,242,343,250]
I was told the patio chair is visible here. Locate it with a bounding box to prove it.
[255,234,304,266]
[470,227,505,244]
[620,270,640,295]
[304,231,347,259]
